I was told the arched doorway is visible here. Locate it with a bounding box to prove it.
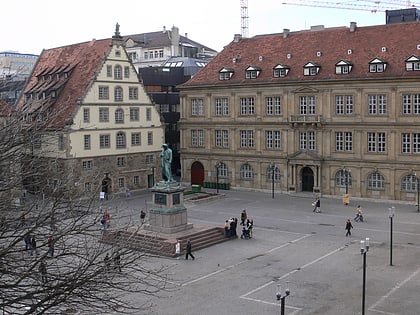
[102,175,112,199]
[191,162,204,185]
[302,167,314,192]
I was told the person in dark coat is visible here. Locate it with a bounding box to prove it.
[240,210,247,226]
[185,240,195,260]
[313,197,321,213]
[345,219,353,236]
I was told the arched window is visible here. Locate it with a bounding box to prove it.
[240,163,253,180]
[115,108,124,123]
[336,169,352,187]
[217,162,228,178]
[116,131,126,149]
[400,174,417,192]
[114,86,123,101]
[266,166,281,182]
[367,172,385,190]
[114,65,122,79]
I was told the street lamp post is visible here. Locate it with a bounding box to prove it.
[270,163,275,199]
[417,176,420,213]
[151,167,155,187]
[344,168,349,194]
[215,162,221,194]
[360,237,370,315]
[276,282,290,315]
[388,206,395,266]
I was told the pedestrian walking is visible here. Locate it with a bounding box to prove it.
[345,219,353,236]
[47,235,54,257]
[140,210,146,224]
[104,253,111,271]
[354,205,364,222]
[30,236,37,256]
[24,234,31,252]
[39,260,47,283]
[185,240,195,260]
[240,209,247,226]
[312,197,321,213]
[113,252,121,272]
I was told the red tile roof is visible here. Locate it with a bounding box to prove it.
[183,22,420,87]
[16,39,112,129]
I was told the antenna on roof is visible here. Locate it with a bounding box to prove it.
[240,0,249,38]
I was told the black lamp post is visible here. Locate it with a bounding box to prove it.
[343,168,349,194]
[388,207,395,266]
[417,176,420,213]
[360,237,370,315]
[215,162,221,193]
[151,167,155,186]
[270,163,275,199]
[276,282,290,315]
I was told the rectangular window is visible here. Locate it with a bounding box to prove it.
[266,96,281,115]
[118,178,125,188]
[265,130,281,149]
[147,131,153,145]
[368,94,387,115]
[134,175,139,186]
[130,108,139,121]
[83,108,90,123]
[129,87,138,100]
[144,52,148,60]
[124,66,130,78]
[100,134,110,148]
[146,154,154,163]
[84,135,91,150]
[146,108,152,121]
[368,132,386,152]
[299,96,316,115]
[117,157,125,167]
[402,133,411,153]
[131,133,141,145]
[300,131,316,150]
[215,98,229,116]
[335,132,352,152]
[99,108,109,122]
[240,130,254,148]
[191,129,204,147]
[402,94,420,115]
[239,97,255,115]
[215,130,229,148]
[82,160,92,170]
[84,182,91,192]
[98,86,109,99]
[106,65,112,77]
[335,95,353,115]
[58,135,64,151]
[192,98,204,116]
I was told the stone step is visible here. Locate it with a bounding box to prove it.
[101,226,234,257]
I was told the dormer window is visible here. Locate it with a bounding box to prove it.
[369,58,387,73]
[405,55,420,71]
[245,66,261,79]
[303,62,320,76]
[273,64,290,78]
[219,67,234,80]
[335,60,353,75]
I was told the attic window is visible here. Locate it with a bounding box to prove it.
[245,66,261,79]
[369,57,387,73]
[405,55,420,71]
[335,60,353,75]
[303,62,320,76]
[273,64,290,78]
[115,50,121,57]
[219,67,234,80]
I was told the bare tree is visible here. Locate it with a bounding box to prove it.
[0,108,171,314]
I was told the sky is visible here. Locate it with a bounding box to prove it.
[0,0,393,55]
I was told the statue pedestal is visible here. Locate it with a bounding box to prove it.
[144,181,193,234]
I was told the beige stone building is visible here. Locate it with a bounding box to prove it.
[179,21,420,202]
[16,25,164,198]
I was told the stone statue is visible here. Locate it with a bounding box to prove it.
[160,144,173,182]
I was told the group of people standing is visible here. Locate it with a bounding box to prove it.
[224,209,254,240]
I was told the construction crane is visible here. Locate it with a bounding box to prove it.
[281,0,420,13]
[240,0,249,38]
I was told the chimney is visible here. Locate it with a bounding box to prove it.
[185,33,188,38]
[283,29,290,38]
[163,26,166,33]
[233,34,242,43]
[350,22,357,32]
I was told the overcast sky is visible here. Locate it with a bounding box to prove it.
[1,0,391,55]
